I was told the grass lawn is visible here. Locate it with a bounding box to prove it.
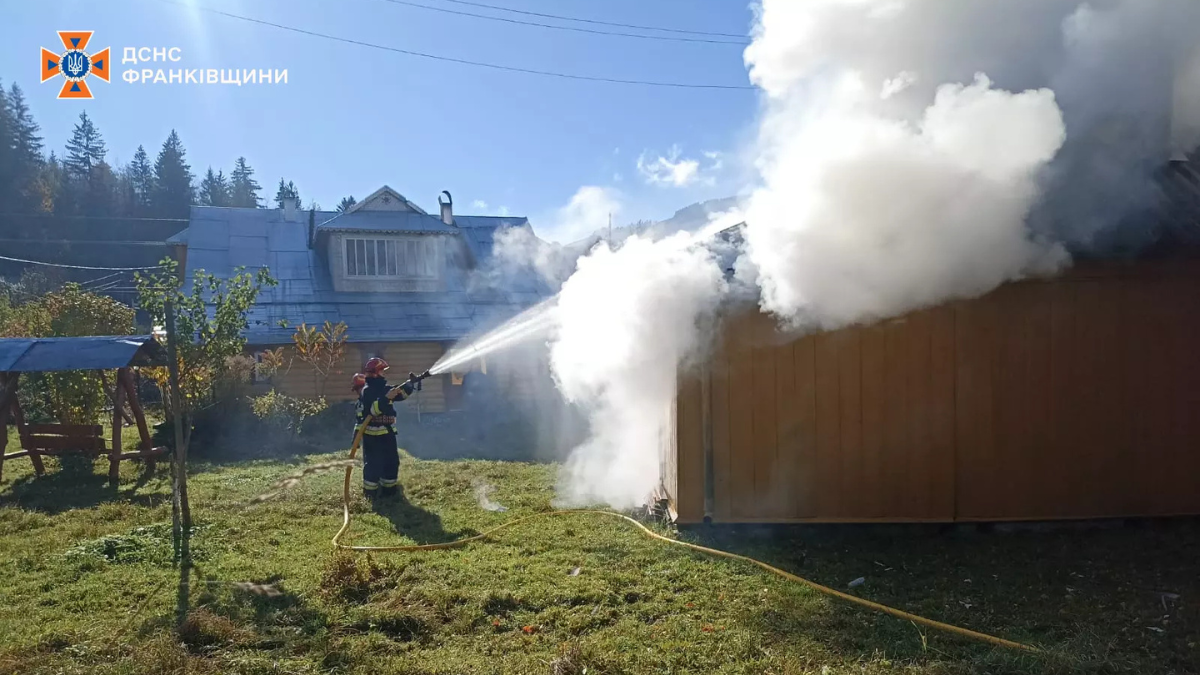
[0,430,1197,674]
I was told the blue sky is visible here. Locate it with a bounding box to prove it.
[2,0,760,241]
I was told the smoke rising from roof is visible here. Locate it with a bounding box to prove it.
[493,0,1200,508]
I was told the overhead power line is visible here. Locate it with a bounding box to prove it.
[378,0,749,45]
[0,213,188,222]
[0,254,166,271]
[153,0,755,90]
[435,0,750,39]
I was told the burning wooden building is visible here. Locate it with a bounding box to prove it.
[660,155,1200,524]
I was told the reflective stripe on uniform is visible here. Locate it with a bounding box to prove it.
[379,478,398,487]
[371,399,382,416]
[363,427,390,436]
[363,481,379,490]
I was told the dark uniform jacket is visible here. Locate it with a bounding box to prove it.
[355,377,415,437]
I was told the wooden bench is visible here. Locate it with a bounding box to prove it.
[0,369,166,484]
[11,423,106,470]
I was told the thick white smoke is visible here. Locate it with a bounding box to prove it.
[744,72,1069,329]
[499,0,1200,508]
[550,235,726,507]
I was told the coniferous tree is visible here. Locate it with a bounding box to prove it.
[89,159,118,216]
[128,145,154,215]
[198,167,230,206]
[228,156,262,208]
[151,129,195,218]
[63,111,106,182]
[7,84,45,212]
[0,82,15,212]
[274,178,300,208]
[62,111,109,215]
[42,151,65,214]
[336,196,357,213]
[113,163,138,217]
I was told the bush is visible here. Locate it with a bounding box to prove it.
[0,283,136,424]
[250,390,327,436]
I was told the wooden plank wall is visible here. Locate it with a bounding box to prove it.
[250,341,555,415]
[249,342,448,411]
[671,259,1200,523]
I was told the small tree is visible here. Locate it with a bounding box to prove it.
[135,258,278,414]
[135,258,277,557]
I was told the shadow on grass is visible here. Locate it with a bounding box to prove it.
[689,520,1200,674]
[0,455,169,514]
[368,489,480,546]
[396,412,562,463]
[138,565,329,655]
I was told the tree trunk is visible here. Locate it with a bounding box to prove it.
[164,299,191,559]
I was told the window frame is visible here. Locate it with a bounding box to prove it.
[344,235,438,280]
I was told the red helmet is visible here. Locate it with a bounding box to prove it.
[364,357,389,377]
[350,373,367,393]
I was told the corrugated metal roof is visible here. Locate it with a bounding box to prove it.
[185,204,552,345]
[316,211,459,234]
[0,336,167,372]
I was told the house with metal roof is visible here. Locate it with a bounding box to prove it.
[169,186,553,412]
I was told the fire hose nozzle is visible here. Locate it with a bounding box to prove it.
[407,370,432,391]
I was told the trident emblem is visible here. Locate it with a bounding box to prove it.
[64,51,87,78]
[41,31,110,100]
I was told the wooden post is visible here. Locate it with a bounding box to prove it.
[109,368,126,485]
[10,389,41,476]
[104,371,136,426]
[0,373,13,483]
[121,369,156,473]
[164,299,192,555]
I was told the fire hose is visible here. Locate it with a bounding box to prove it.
[334,414,1041,655]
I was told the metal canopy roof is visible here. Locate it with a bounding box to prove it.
[0,336,168,372]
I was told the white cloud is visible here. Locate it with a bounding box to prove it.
[535,186,621,244]
[881,70,918,99]
[637,145,724,188]
[469,199,513,217]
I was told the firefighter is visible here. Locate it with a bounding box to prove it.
[357,357,425,499]
[350,372,368,440]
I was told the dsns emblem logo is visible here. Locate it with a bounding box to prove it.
[41,32,110,99]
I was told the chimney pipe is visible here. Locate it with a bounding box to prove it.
[281,197,298,222]
[439,191,454,226]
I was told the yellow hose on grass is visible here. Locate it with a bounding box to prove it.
[335,419,1040,655]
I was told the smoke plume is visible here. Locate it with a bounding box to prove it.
[550,234,727,507]
[495,0,1200,508]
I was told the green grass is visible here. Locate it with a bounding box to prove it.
[0,434,1197,674]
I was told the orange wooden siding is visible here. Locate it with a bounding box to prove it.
[246,341,554,415]
[248,342,448,411]
[668,258,1200,523]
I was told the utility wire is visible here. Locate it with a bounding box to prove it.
[80,270,128,287]
[152,0,755,90]
[377,0,748,45]
[435,0,749,39]
[0,254,166,271]
[0,213,187,222]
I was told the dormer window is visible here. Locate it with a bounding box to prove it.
[345,236,438,279]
